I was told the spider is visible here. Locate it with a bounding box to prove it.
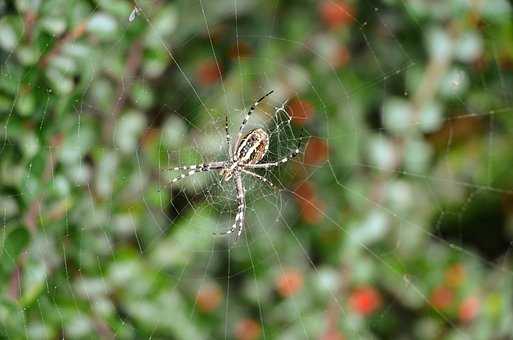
[169,90,300,239]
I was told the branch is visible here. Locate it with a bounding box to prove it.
[39,20,89,68]
[102,39,143,142]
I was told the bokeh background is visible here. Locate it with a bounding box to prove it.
[1,0,513,339]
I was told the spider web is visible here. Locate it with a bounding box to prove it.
[1,0,513,339]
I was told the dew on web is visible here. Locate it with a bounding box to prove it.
[1,0,513,339]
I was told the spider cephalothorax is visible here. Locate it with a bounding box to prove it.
[169,90,300,239]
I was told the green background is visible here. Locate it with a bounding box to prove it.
[1,0,513,339]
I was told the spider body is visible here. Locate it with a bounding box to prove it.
[222,128,269,181]
[169,90,300,239]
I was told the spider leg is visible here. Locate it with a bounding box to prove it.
[214,173,246,239]
[234,90,274,155]
[245,148,300,169]
[240,169,274,187]
[234,174,246,239]
[169,162,224,184]
[225,115,232,158]
[168,161,224,172]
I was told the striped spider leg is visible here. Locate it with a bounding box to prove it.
[225,115,232,158]
[233,90,274,158]
[168,161,225,183]
[215,174,246,238]
[170,90,301,239]
[243,148,301,170]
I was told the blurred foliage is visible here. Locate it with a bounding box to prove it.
[1,0,513,339]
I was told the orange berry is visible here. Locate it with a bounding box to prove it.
[445,263,465,288]
[276,269,304,298]
[234,318,261,340]
[196,283,222,313]
[430,285,453,310]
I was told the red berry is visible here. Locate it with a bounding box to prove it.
[430,285,453,310]
[294,181,325,224]
[459,296,480,323]
[348,286,382,316]
[319,1,355,29]
[197,59,222,86]
[304,137,329,165]
[287,98,314,125]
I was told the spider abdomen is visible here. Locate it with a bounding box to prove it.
[236,128,269,165]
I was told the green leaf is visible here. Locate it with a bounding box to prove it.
[20,258,48,306]
[0,227,30,280]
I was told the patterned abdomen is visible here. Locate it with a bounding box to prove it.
[236,128,269,165]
